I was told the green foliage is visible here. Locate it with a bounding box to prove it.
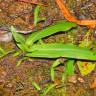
[10,20,96,95]
[16,57,28,67]
[11,26,25,44]
[51,59,60,81]
[29,77,41,91]
[26,21,77,46]
[13,51,21,57]
[34,5,41,26]
[32,81,41,91]
[62,60,75,82]
[0,46,14,58]
[66,60,75,76]
[34,5,46,26]
[50,59,75,82]
[26,43,96,60]
[43,84,57,96]
[11,21,96,75]
[0,47,5,54]
[11,26,27,51]
[0,46,6,58]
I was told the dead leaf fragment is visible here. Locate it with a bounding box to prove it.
[68,75,77,83]
[77,77,85,83]
[90,79,96,89]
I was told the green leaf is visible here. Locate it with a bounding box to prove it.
[77,61,96,76]
[0,46,15,58]
[0,47,6,54]
[0,46,6,58]
[32,81,41,91]
[11,26,25,44]
[26,43,96,60]
[61,72,67,83]
[43,84,56,96]
[38,17,46,23]
[51,59,60,81]
[66,60,74,75]
[0,49,15,58]
[10,26,28,51]
[16,57,28,67]
[62,59,74,82]
[26,21,77,46]
[29,77,41,91]
[17,43,28,51]
[34,5,41,25]
[13,51,21,57]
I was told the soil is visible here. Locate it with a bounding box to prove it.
[0,0,96,96]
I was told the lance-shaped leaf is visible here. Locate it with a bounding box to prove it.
[26,43,96,60]
[11,26,25,44]
[26,21,77,46]
[51,59,60,81]
[11,26,28,51]
[66,60,75,75]
[34,5,41,26]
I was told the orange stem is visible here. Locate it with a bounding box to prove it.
[55,0,96,28]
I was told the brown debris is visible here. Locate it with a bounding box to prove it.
[0,66,7,85]
[90,79,96,89]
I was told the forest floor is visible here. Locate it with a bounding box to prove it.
[0,0,96,96]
